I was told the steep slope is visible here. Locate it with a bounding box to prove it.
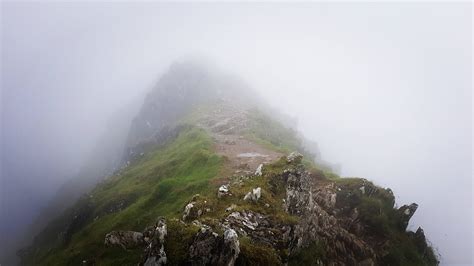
[19,62,437,265]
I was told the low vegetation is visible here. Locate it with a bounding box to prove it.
[22,126,222,265]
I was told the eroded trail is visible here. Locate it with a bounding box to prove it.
[195,103,283,177]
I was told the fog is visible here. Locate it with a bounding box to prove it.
[1,2,472,265]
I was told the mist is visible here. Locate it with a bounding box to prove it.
[1,2,472,265]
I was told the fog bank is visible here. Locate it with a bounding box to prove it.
[1,2,471,264]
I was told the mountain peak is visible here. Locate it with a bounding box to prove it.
[126,60,260,148]
[19,62,438,266]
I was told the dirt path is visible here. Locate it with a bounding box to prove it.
[195,103,283,178]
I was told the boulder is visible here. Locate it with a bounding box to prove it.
[286,152,303,163]
[218,185,231,198]
[104,231,144,250]
[143,217,168,265]
[397,203,418,230]
[188,227,240,266]
[183,202,196,221]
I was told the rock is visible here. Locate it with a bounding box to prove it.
[286,152,303,163]
[222,228,240,266]
[223,210,291,248]
[143,217,167,266]
[278,164,377,264]
[183,202,196,221]
[218,185,230,198]
[397,203,418,230]
[188,227,240,266]
[104,231,144,250]
[255,164,263,176]
[226,204,237,212]
[253,187,261,200]
[243,187,261,202]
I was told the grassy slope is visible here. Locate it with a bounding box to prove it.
[23,107,437,266]
[24,126,221,265]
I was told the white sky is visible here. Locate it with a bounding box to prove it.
[1,2,472,265]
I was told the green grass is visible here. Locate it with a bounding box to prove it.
[24,126,222,265]
[244,109,305,155]
[22,107,437,266]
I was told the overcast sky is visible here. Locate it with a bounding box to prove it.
[1,2,472,265]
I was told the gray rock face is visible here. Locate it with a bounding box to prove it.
[279,161,377,265]
[104,231,144,250]
[188,227,240,266]
[398,203,418,230]
[143,217,168,266]
[183,202,196,221]
[182,194,208,222]
[104,218,168,265]
[223,210,292,248]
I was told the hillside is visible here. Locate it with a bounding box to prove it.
[19,62,437,265]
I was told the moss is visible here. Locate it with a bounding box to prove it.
[24,126,222,265]
[288,241,326,266]
[236,237,282,266]
[244,109,312,159]
[22,114,438,265]
[165,220,200,265]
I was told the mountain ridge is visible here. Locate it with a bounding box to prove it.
[18,62,437,265]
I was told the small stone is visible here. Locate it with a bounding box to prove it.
[226,204,237,212]
[218,185,230,198]
[255,164,263,176]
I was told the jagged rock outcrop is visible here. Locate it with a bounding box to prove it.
[223,210,292,249]
[188,227,240,266]
[397,203,418,230]
[101,152,436,266]
[143,217,168,266]
[279,163,376,265]
[182,194,209,222]
[104,218,168,265]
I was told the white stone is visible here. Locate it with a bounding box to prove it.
[183,202,195,220]
[218,185,230,198]
[253,187,262,201]
[255,164,263,176]
[243,187,262,202]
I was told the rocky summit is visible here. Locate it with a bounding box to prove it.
[19,61,438,265]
